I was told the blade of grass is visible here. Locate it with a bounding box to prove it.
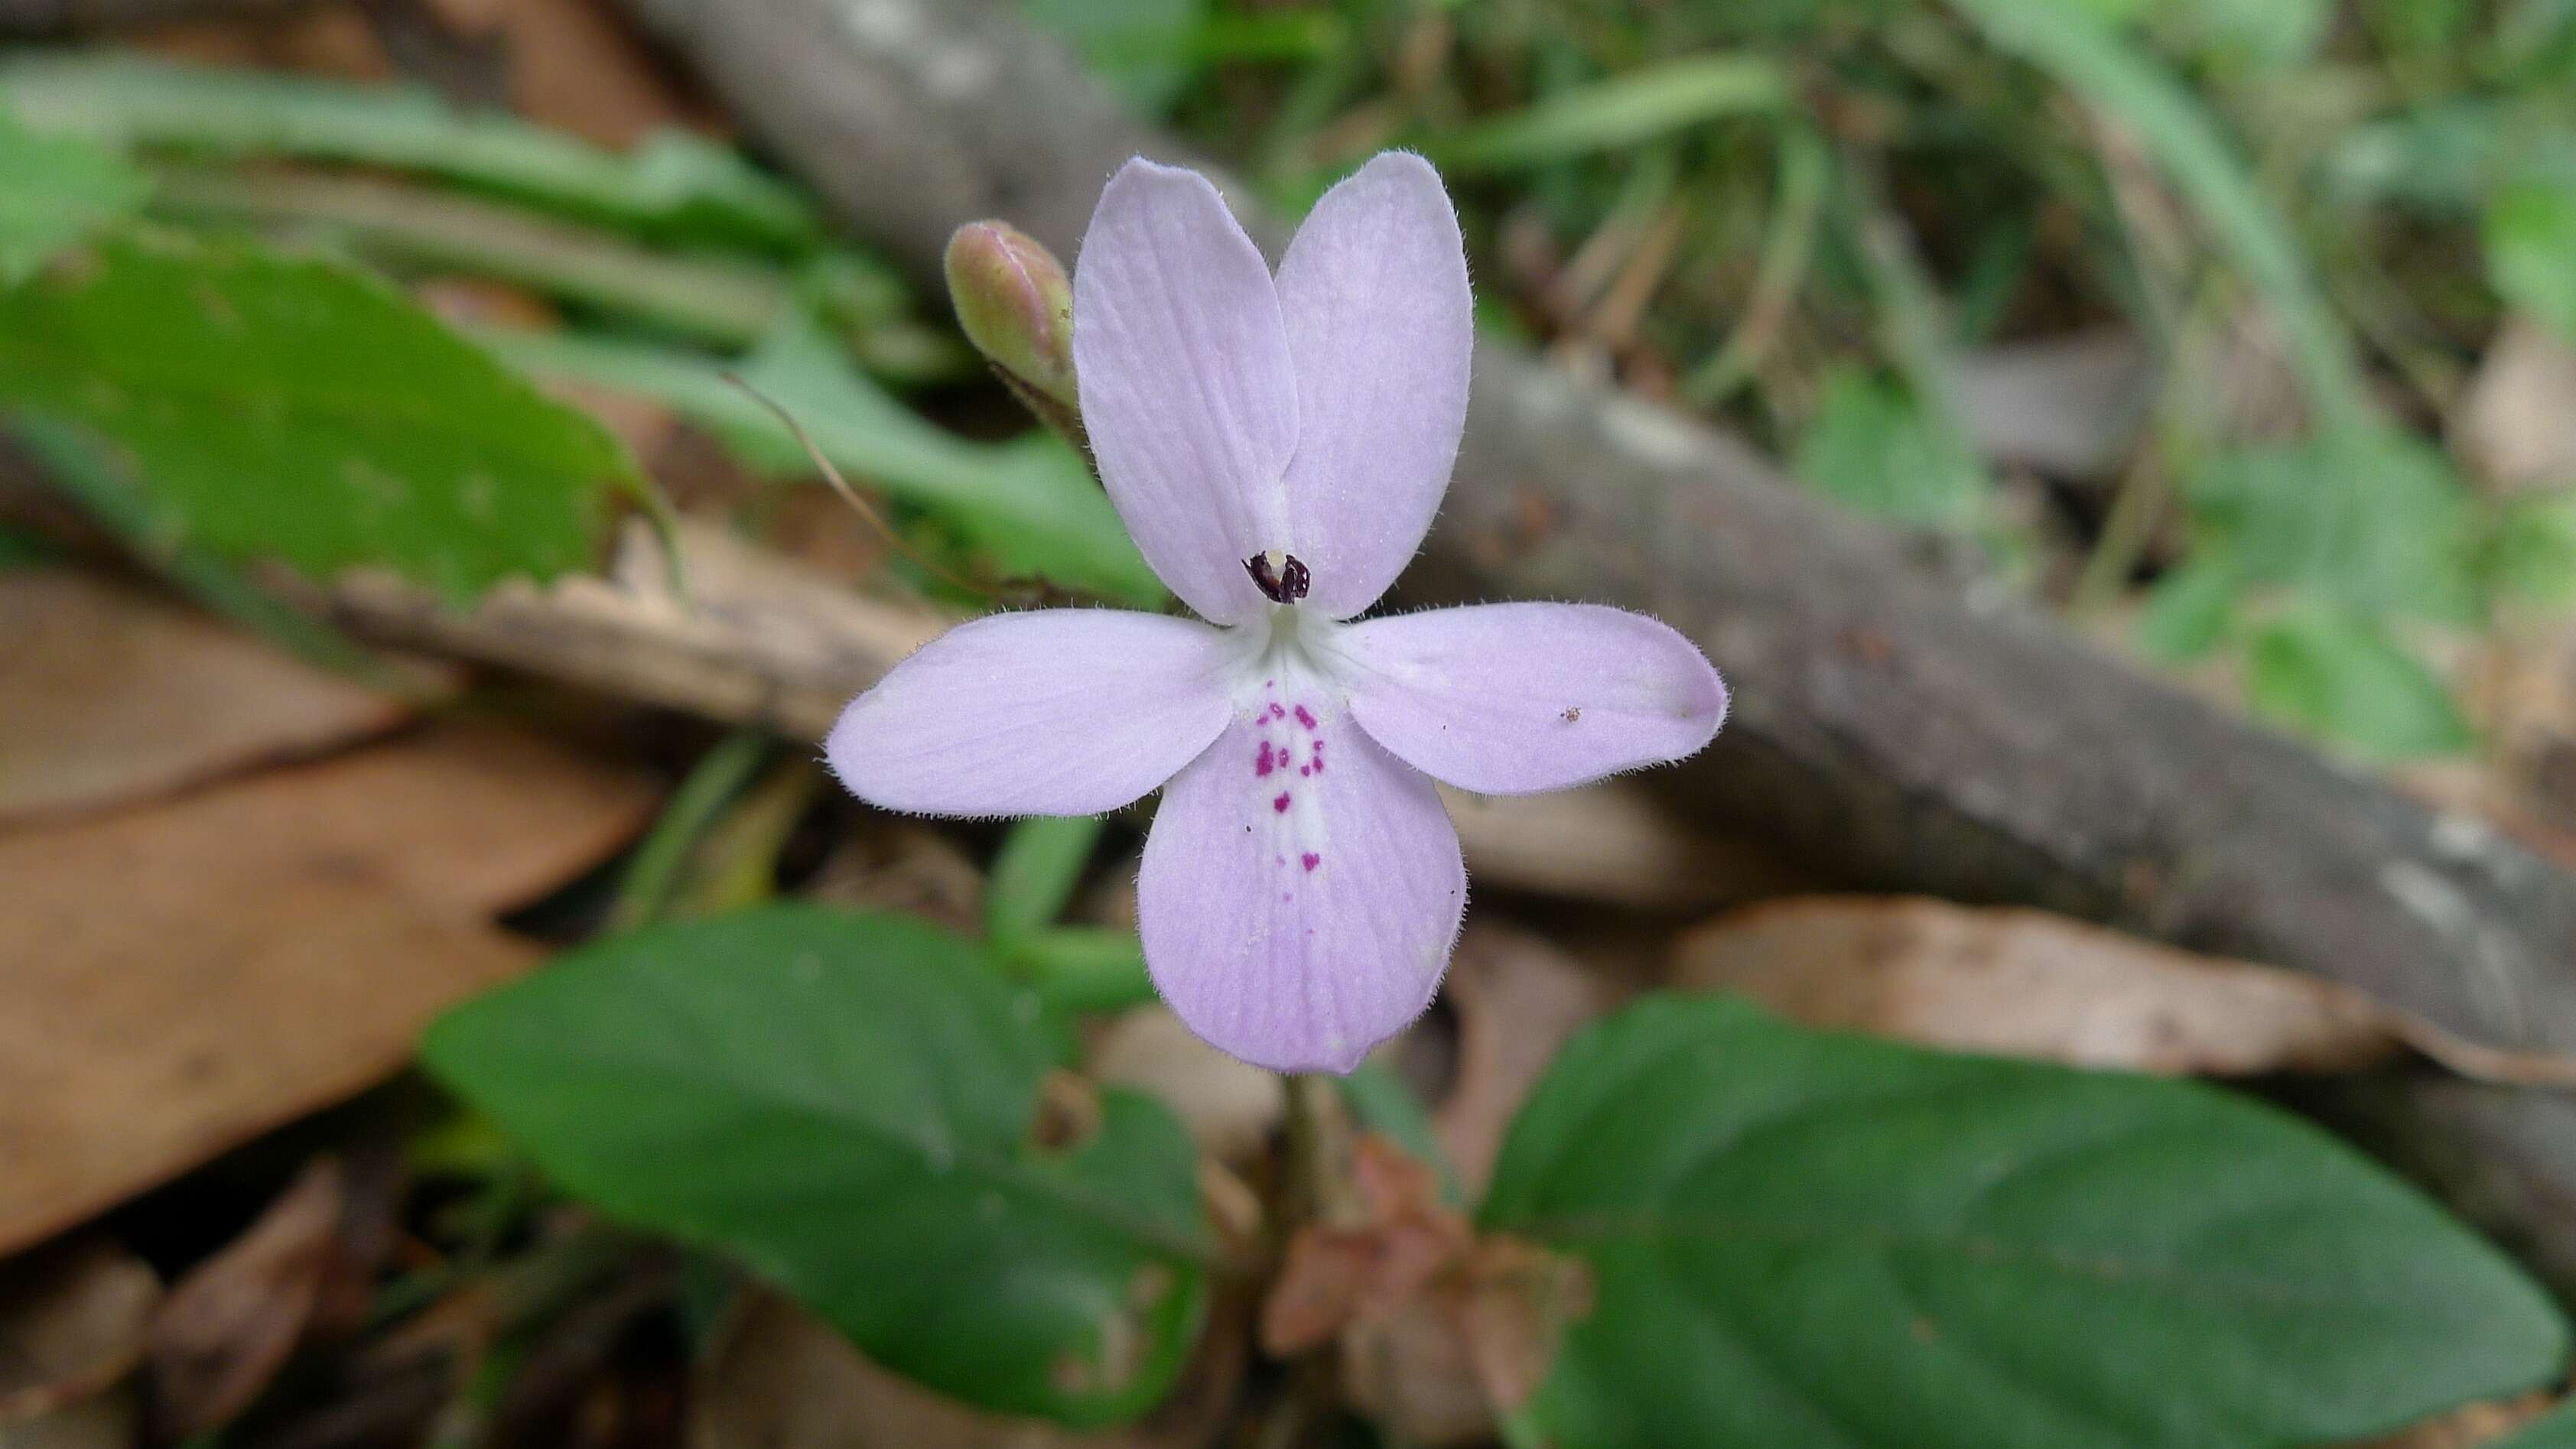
[1423,53,1788,174]
[1942,0,2372,426]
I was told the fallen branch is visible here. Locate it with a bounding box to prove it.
[617,0,2576,1292]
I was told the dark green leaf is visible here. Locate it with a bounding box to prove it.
[2246,609,2474,758]
[0,235,629,600]
[422,905,1211,1426]
[1482,995,2566,1448]
[0,109,148,284]
[1,54,813,251]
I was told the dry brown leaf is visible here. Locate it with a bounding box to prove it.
[2350,1391,2556,1447]
[806,819,984,934]
[0,570,426,825]
[2461,319,2576,494]
[1671,895,2576,1084]
[1087,1008,1281,1167]
[688,1288,1242,1449]
[1435,923,1615,1199]
[0,1236,161,1432]
[494,0,714,147]
[1262,1138,1590,1447]
[1438,781,1803,910]
[0,722,656,1253]
[133,2,394,80]
[330,518,950,743]
[148,1158,345,1440]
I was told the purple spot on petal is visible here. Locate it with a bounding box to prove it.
[1255,740,1274,777]
[1293,704,1316,729]
[1299,765,1311,777]
[1302,853,1319,872]
[1270,703,1286,720]
[1273,792,1291,813]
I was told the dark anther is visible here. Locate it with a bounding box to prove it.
[1245,551,1311,604]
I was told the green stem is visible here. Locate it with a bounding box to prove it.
[607,728,770,934]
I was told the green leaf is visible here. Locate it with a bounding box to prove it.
[1482,995,2567,1448]
[0,235,630,600]
[1425,54,1788,174]
[1793,369,1986,528]
[2485,494,2576,606]
[0,54,813,252]
[987,816,1107,945]
[482,320,1164,606]
[2489,181,2576,343]
[2246,609,2474,759]
[2181,430,2480,625]
[0,109,148,284]
[1011,927,1157,1015]
[2136,556,2242,660]
[422,905,1211,1426]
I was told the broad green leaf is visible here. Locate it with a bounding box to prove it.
[2181,430,2480,625]
[0,54,812,251]
[422,905,1211,1427]
[0,235,629,600]
[483,320,1163,605]
[987,815,1107,945]
[2489,181,2576,343]
[1021,0,1207,115]
[1793,369,1986,528]
[0,109,148,284]
[1425,55,1788,174]
[1483,995,2567,1448]
[2246,609,2473,759]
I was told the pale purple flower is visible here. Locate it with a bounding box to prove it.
[827,153,1726,1074]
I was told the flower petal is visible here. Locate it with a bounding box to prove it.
[1273,151,1474,618]
[1073,158,1298,624]
[1140,708,1464,1074]
[1336,603,1727,794]
[826,609,1233,817]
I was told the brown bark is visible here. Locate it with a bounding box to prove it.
[616,0,2576,1290]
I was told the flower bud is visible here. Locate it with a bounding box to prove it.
[945,221,1083,445]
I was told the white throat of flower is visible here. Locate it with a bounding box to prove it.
[1222,594,1352,723]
